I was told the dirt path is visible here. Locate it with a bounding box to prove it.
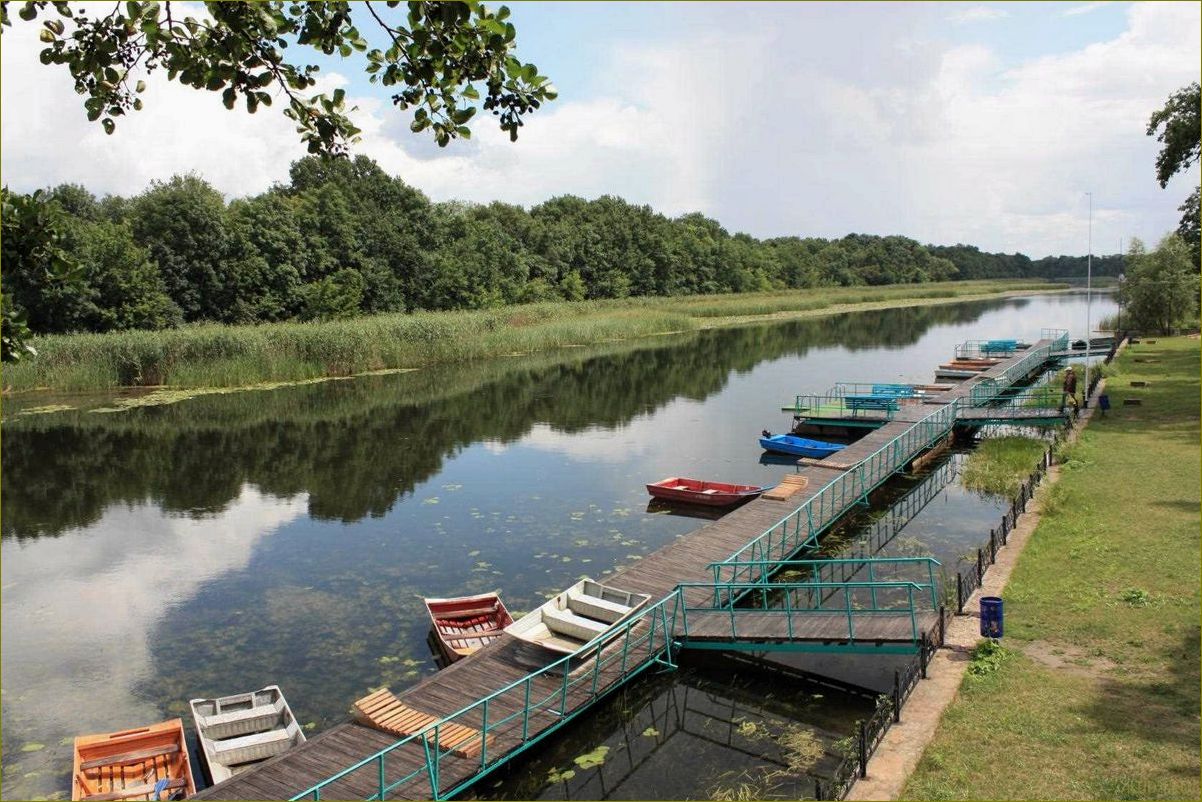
[846,349,1120,801]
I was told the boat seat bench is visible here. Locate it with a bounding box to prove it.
[79,744,181,771]
[566,592,631,624]
[543,606,610,641]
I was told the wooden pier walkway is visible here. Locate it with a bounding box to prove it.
[193,338,1061,801]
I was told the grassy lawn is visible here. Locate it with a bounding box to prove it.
[2,279,1059,393]
[903,336,1201,801]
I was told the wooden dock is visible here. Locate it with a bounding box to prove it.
[193,339,1059,801]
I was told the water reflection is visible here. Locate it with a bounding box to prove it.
[0,488,304,797]
[1,298,1049,539]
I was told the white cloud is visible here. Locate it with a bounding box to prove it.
[949,6,1010,24]
[2,3,1199,256]
[1062,2,1111,17]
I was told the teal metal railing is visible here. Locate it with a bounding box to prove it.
[721,401,961,586]
[954,339,1019,359]
[676,580,933,649]
[707,557,941,609]
[791,393,899,420]
[968,335,1067,406]
[289,593,680,801]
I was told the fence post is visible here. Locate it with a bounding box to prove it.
[892,670,901,722]
[858,720,868,779]
[938,605,946,646]
[977,548,984,583]
[920,633,929,678]
[956,572,963,614]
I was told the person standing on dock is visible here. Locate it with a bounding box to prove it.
[1060,367,1079,412]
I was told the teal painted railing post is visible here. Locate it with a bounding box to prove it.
[479,699,489,768]
[867,561,878,610]
[785,586,794,640]
[377,753,385,801]
[927,561,937,608]
[590,639,603,695]
[620,627,632,675]
[845,587,855,641]
[908,585,917,642]
[559,666,569,716]
[431,727,442,799]
[521,677,531,741]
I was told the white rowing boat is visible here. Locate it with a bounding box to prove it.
[189,685,306,785]
[504,578,651,655]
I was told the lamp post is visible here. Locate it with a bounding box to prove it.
[1084,192,1092,406]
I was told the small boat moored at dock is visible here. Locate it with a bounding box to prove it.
[505,578,651,655]
[189,685,306,785]
[72,718,195,801]
[646,476,765,507]
[424,592,514,663]
[759,432,846,459]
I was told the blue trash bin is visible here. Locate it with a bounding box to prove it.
[980,596,1003,638]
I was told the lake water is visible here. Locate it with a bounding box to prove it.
[0,291,1115,800]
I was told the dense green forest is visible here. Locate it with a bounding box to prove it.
[1,155,1120,337]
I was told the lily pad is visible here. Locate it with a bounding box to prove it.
[547,768,576,783]
[641,727,660,738]
[573,745,610,769]
[21,743,45,752]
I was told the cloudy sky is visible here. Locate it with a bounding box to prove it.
[2,1,1198,256]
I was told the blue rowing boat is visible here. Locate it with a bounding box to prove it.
[758,432,846,458]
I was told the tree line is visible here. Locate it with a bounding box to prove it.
[1,154,1119,339]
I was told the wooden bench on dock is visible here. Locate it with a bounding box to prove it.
[845,395,901,415]
[352,689,492,759]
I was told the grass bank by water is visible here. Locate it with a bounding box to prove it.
[902,336,1200,800]
[2,280,1061,393]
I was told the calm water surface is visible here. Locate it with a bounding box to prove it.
[0,292,1114,799]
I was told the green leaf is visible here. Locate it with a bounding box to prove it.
[135,79,146,93]
[222,87,236,109]
[101,118,115,135]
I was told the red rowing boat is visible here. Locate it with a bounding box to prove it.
[423,592,514,663]
[646,477,765,507]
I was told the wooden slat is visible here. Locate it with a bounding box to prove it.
[80,744,180,771]
[82,777,187,801]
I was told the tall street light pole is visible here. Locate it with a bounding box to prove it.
[1085,191,1092,406]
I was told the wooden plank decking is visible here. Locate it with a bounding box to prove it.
[193,341,1054,801]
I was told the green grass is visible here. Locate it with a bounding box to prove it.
[961,436,1050,495]
[1,279,1063,393]
[903,336,1201,801]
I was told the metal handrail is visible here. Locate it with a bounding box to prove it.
[289,592,681,801]
[677,581,931,645]
[719,400,961,585]
[707,557,941,607]
[792,393,899,420]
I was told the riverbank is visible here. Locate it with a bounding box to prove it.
[2,280,1062,393]
[900,336,1200,800]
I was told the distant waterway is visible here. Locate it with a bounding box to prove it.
[0,291,1115,800]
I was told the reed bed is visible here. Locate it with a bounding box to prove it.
[2,280,1062,393]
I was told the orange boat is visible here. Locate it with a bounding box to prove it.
[424,592,514,663]
[72,718,195,801]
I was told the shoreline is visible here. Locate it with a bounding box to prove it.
[3,281,1066,399]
